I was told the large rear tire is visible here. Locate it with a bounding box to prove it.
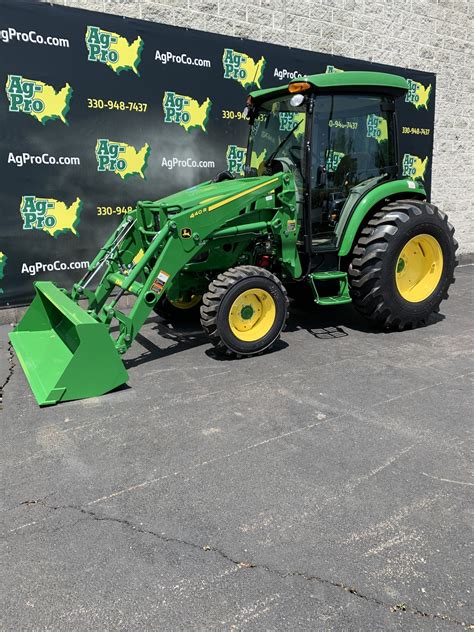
[348,200,458,329]
[154,294,202,323]
[201,266,289,356]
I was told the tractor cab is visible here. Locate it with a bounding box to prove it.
[245,72,405,256]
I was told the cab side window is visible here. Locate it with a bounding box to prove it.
[311,94,395,245]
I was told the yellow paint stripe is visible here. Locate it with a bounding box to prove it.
[132,248,145,265]
[208,177,280,212]
[199,195,221,204]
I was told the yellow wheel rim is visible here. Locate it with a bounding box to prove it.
[395,234,443,303]
[169,294,202,310]
[228,288,276,342]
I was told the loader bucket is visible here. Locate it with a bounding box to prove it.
[9,281,128,406]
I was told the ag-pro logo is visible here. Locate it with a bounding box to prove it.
[402,154,428,179]
[405,78,431,110]
[326,65,344,73]
[163,91,211,132]
[226,146,266,174]
[96,139,150,179]
[279,111,305,136]
[226,145,247,175]
[366,113,388,143]
[20,196,83,237]
[85,26,143,75]
[326,150,345,173]
[222,48,265,89]
[279,112,297,131]
[5,75,72,125]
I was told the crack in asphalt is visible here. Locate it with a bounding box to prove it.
[11,500,468,628]
[19,493,54,507]
[1,340,15,391]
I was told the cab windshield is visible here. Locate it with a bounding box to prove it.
[246,96,306,187]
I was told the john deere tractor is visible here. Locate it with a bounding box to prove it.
[10,71,457,405]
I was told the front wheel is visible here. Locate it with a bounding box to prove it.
[200,266,289,356]
[348,200,458,329]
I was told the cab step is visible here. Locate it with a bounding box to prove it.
[309,271,352,306]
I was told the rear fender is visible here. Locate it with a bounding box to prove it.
[337,179,426,257]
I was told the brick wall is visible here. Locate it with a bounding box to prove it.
[42,0,473,254]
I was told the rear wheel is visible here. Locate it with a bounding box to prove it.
[348,200,458,329]
[201,265,289,356]
[154,294,202,323]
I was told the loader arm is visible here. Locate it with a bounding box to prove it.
[13,171,303,406]
[78,172,299,355]
[11,172,299,405]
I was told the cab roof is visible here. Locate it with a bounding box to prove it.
[249,71,409,102]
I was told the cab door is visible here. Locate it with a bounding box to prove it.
[310,94,396,249]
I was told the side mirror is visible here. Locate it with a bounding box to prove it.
[243,104,256,124]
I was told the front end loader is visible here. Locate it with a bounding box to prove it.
[10,71,458,405]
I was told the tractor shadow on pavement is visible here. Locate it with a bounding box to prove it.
[125,318,289,368]
[123,303,445,369]
[287,301,445,338]
[123,318,207,370]
[204,338,289,362]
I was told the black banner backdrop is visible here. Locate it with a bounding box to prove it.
[0,0,436,307]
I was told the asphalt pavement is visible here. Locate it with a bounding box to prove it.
[0,266,472,630]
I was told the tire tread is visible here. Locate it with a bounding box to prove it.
[348,199,458,330]
[200,265,289,356]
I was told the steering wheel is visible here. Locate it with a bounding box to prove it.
[342,170,357,190]
[212,170,235,183]
[342,167,382,192]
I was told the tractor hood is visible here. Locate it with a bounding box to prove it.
[157,175,281,214]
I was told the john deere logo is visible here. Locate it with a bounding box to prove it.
[402,154,428,179]
[5,75,72,125]
[163,91,211,132]
[405,78,431,110]
[226,145,246,174]
[366,113,388,142]
[20,195,83,237]
[222,48,265,89]
[85,26,143,75]
[96,139,150,179]
[180,228,192,239]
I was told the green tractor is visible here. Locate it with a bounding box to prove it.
[10,71,457,406]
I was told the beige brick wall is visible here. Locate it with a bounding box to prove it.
[42,0,473,254]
